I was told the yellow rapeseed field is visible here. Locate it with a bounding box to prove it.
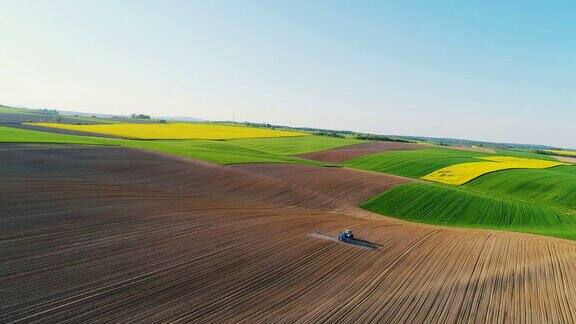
[30,122,306,140]
[422,156,565,185]
[547,149,576,157]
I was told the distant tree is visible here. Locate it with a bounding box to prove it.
[41,108,59,115]
[131,113,151,119]
[355,134,413,143]
[314,131,345,138]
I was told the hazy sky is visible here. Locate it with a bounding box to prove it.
[1,1,574,148]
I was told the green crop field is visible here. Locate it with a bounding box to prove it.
[0,105,30,114]
[0,105,129,125]
[361,182,576,241]
[0,125,115,145]
[344,148,488,178]
[0,125,322,165]
[121,139,316,164]
[464,165,576,209]
[227,136,364,155]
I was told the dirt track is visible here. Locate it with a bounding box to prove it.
[297,141,422,163]
[2,145,576,323]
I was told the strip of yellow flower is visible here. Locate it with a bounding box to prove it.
[546,149,576,157]
[422,156,565,185]
[29,122,306,140]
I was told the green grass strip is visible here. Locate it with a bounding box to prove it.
[227,136,364,155]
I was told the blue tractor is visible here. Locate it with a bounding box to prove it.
[338,229,354,242]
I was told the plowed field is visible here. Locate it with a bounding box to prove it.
[297,141,422,163]
[232,163,408,210]
[2,145,576,322]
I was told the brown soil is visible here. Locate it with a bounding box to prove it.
[554,155,576,164]
[2,145,576,323]
[232,163,408,209]
[297,141,422,163]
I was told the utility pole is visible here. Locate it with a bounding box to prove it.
[232,112,235,123]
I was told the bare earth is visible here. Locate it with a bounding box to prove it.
[554,155,576,164]
[296,141,422,163]
[2,145,576,323]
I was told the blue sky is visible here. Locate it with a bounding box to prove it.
[0,1,574,148]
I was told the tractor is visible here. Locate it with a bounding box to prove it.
[338,229,354,242]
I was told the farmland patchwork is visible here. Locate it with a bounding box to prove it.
[2,123,576,243]
[0,125,354,165]
[4,145,576,321]
[2,104,576,321]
